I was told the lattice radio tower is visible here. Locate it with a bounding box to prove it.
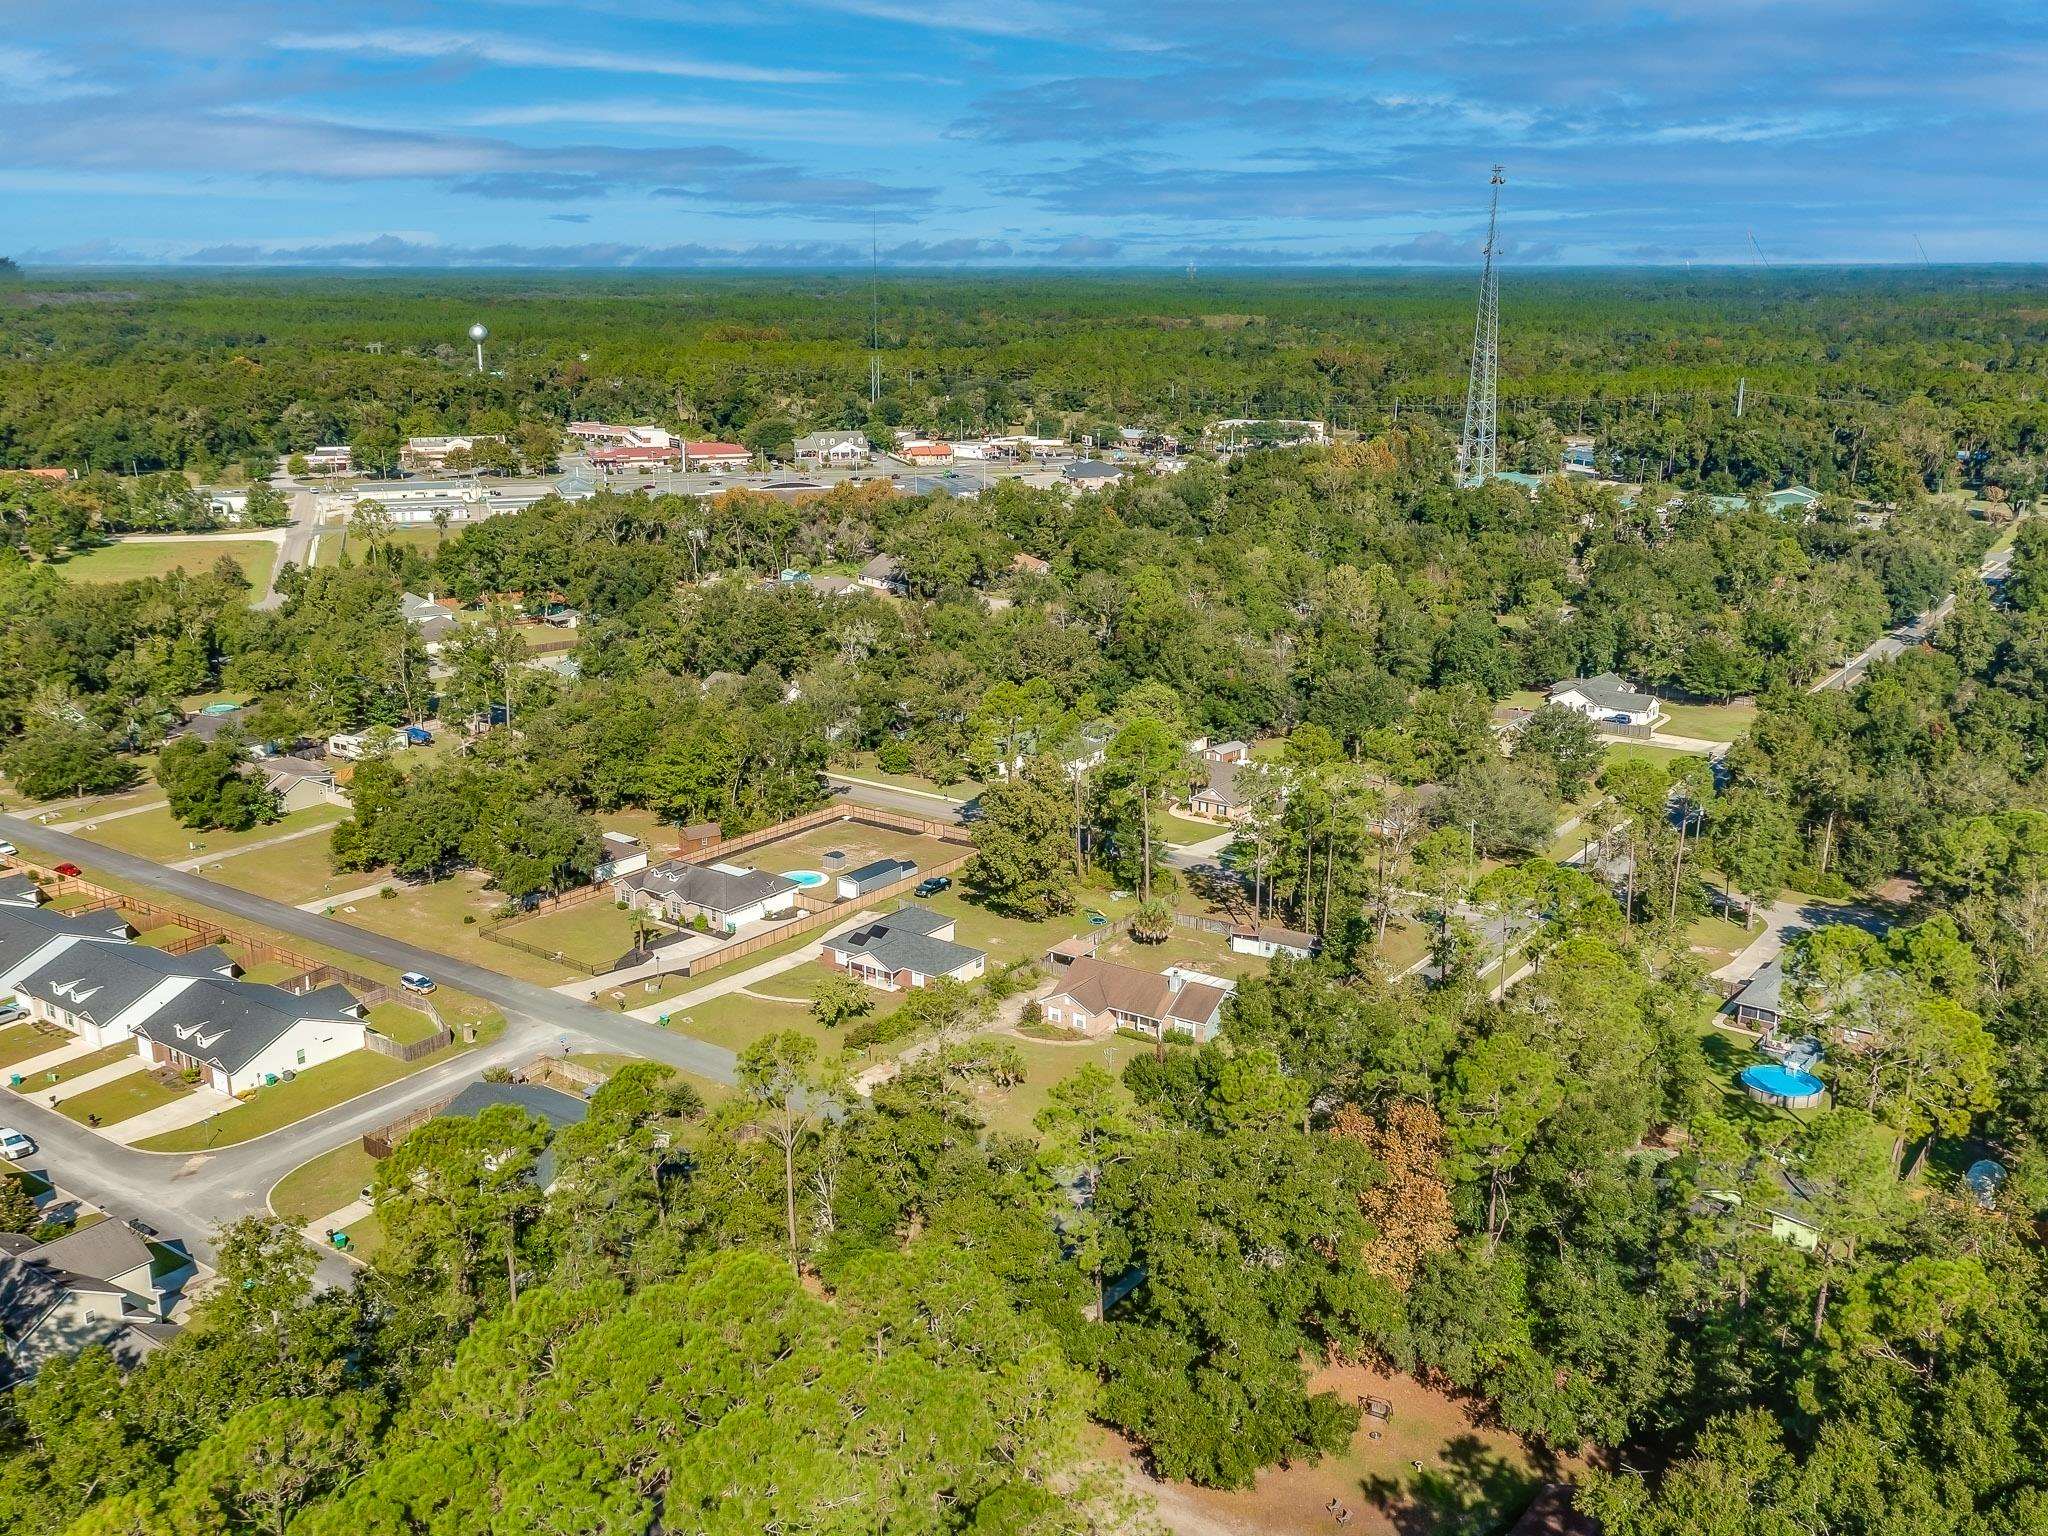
[1457,165,1506,482]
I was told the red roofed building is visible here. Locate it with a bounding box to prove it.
[17,468,72,482]
[683,442,750,471]
[589,442,681,473]
[902,442,955,465]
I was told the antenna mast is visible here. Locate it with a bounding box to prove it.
[869,218,881,405]
[1457,165,1505,483]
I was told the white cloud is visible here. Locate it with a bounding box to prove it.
[271,28,841,84]
[0,43,111,101]
[466,99,915,142]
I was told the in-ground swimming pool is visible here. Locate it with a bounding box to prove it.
[783,869,827,889]
[1740,1063,1826,1108]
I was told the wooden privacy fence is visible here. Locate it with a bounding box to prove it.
[659,845,977,982]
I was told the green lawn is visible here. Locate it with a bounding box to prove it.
[135,1048,443,1151]
[11,1042,139,1091]
[1158,810,1236,847]
[313,525,446,567]
[1094,920,1268,982]
[208,831,376,906]
[967,1034,1158,1138]
[236,960,308,986]
[332,874,577,985]
[832,751,982,799]
[659,989,864,1058]
[0,1022,68,1070]
[337,1212,386,1261]
[57,1069,189,1127]
[1684,912,1755,969]
[493,899,647,971]
[366,1001,442,1045]
[49,538,277,587]
[1603,742,1695,774]
[270,1142,379,1222]
[74,804,342,865]
[1655,698,1757,743]
[909,886,1139,970]
[130,923,196,949]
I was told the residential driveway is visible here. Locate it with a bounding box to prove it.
[1713,897,1891,981]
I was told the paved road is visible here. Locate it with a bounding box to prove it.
[1811,544,2012,693]
[0,816,741,1088]
[257,475,325,610]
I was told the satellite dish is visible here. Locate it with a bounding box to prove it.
[468,323,489,342]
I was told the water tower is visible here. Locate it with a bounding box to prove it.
[468,322,488,374]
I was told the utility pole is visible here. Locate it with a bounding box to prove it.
[1457,166,1505,483]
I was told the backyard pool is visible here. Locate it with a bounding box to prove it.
[783,870,828,889]
[1740,1063,1826,1109]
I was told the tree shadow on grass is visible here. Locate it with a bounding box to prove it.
[1359,1433,1544,1536]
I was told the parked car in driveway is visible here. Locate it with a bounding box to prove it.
[0,840,16,858]
[0,1128,36,1161]
[0,1005,26,1027]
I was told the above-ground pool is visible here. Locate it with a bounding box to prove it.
[783,869,827,889]
[1740,1063,1826,1108]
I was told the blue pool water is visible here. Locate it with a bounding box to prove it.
[784,869,827,889]
[1741,1064,1824,1099]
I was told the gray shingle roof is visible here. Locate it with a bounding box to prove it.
[0,905,130,975]
[1552,672,1654,714]
[1739,956,1785,1015]
[621,860,795,915]
[29,1221,152,1283]
[826,909,983,980]
[130,977,361,1076]
[14,939,234,1031]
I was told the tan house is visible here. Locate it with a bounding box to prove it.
[1040,957,1232,1043]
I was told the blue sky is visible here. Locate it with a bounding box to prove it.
[7,0,2046,267]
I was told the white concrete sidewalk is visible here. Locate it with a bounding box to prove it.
[619,909,880,1023]
[108,1085,237,1145]
[5,1038,103,1082]
[297,879,390,913]
[42,1055,148,1105]
[53,799,169,833]
[172,820,335,872]
[301,1197,373,1247]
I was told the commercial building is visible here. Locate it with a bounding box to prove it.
[401,435,503,473]
[793,431,872,469]
[682,442,751,472]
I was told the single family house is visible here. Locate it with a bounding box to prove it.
[820,906,985,991]
[1546,673,1660,729]
[616,860,798,933]
[1039,957,1233,1043]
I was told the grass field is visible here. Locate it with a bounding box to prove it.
[833,751,981,798]
[236,959,308,986]
[129,922,196,949]
[1683,912,1755,970]
[270,1142,379,1223]
[1603,742,1695,774]
[909,886,1139,969]
[492,898,645,971]
[207,831,376,906]
[658,987,873,1058]
[10,1042,138,1091]
[333,873,576,985]
[1157,810,1235,847]
[57,1068,189,1127]
[72,804,342,865]
[736,819,961,880]
[967,1033,1155,1138]
[0,1022,67,1070]
[312,525,447,566]
[366,1001,442,1045]
[136,1047,442,1151]
[49,538,278,588]
[1655,698,1757,743]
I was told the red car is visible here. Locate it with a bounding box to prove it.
[53,863,82,877]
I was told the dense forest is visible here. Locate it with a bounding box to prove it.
[3,268,2047,499]
[0,270,2045,1532]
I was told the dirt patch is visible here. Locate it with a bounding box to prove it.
[1103,1360,1554,1536]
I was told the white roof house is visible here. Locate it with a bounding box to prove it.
[1546,673,1660,728]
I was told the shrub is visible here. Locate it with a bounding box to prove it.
[877,740,914,774]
